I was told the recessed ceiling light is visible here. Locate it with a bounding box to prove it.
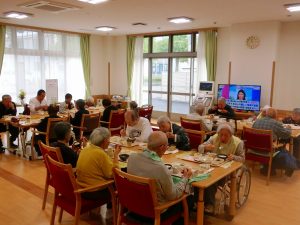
[78,0,109,4]
[95,26,116,31]
[168,17,193,24]
[285,3,300,12]
[4,11,32,19]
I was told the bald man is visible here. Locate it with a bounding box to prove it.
[120,109,152,142]
[127,131,192,220]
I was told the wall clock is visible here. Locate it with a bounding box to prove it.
[246,36,260,49]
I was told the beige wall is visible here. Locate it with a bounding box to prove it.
[90,35,127,96]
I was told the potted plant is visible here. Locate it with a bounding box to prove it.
[18,89,26,106]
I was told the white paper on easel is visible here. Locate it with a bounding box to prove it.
[46,79,58,104]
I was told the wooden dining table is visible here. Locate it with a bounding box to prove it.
[115,142,243,225]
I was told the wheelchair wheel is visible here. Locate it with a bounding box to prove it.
[236,166,251,208]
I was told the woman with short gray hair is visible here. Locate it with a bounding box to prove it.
[76,127,121,200]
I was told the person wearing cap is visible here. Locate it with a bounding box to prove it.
[197,123,244,213]
[282,108,300,161]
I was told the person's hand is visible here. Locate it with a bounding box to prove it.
[218,109,228,113]
[120,129,126,137]
[9,102,15,109]
[42,105,48,111]
[166,132,175,139]
[114,144,122,157]
[182,168,193,178]
[204,144,215,152]
[227,154,234,161]
[81,137,88,148]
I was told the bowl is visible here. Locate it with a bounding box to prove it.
[119,153,129,162]
[217,154,228,160]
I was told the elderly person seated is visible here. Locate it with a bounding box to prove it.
[85,96,95,107]
[120,109,152,142]
[256,105,271,120]
[50,122,79,168]
[198,123,244,213]
[59,93,74,113]
[253,108,298,175]
[186,103,212,132]
[157,116,190,151]
[76,127,121,200]
[71,99,89,139]
[282,108,300,162]
[0,94,19,151]
[29,89,48,114]
[127,131,193,222]
[208,97,235,118]
[100,98,118,127]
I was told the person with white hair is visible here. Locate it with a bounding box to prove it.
[208,97,235,118]
[127,131,193,221]
[85,96,95,107]
[186,103,212,132]
[157,116,190,150]
[256,104,270,119]
[120,109,152,142]
[198,122,244,213]
[76,127,121,200]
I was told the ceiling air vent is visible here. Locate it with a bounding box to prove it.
[19,1,80,13]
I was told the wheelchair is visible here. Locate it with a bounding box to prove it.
[215,164,251,215]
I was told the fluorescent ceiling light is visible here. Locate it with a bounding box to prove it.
[95,26,116,31]
[4,11,32,19]
[168,17,193,24]
[285,3,300,12]
[78,0,109,4]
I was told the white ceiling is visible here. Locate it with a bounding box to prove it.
[1,0,300,35]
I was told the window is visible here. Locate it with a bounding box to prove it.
[142,33,197,115]
[0,26,85,104]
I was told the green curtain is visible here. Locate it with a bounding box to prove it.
[80,34,91,98]
[127,36,136,97]
[0,25,6,76]
[205,30,217,81]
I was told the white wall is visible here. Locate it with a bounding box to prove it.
[216,21,281,108]
[273,21,300,110]
[90,35,127,96]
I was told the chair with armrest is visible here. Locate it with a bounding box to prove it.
[45,154,117,225]
[180,117,202,131]
[138,105,153,122]
[184,129,205,150]
[31,117,68,160]
[38,141,64,210]
[242,126,274,185]
[101,109,126,136]
[113,168,189,225]
[72,112,101,140]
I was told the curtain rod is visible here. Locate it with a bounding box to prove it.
[128,27,218,37]
[0,22,88,36]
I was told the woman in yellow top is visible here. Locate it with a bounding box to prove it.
[76,127,121,200]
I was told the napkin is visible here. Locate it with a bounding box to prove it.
[188,173,211,183]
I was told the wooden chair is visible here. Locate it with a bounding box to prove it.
[113,168,189,225]
[73,112,101,140]
[44,154,117,225]
[101,109,126,136]
[243,126,274,185]
[185,129,205,150]
[138,105,153,122]
[180,117,202,131]
[31,117,68,160]
[38,141,64,210]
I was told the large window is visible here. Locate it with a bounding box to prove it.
[0,26,85,104]
[142,33,197,115]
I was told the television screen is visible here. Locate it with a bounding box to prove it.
[217,84,261,111]
[199,81,214,93]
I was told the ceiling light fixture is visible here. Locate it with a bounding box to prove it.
[168,16,193,24]
[78,0,109,4]
[4,11,32,19]
[285,3,300,12]
[95,26,116,31]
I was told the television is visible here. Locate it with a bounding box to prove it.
[217,84,261,111]
[199,81,214,94]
